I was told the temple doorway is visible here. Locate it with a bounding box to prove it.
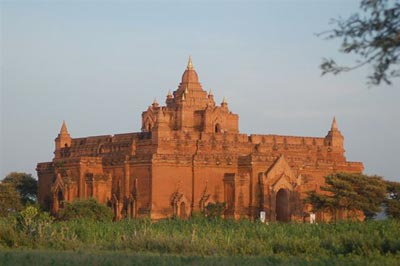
[276,189,290,222]
[179,202,187,219]
[57,190,64,208]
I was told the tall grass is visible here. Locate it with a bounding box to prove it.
[1,215,399,259]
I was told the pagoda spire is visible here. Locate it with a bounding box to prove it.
[55,120,72,153]
[187,55,194,70]
[331,116,338,130]
[60,120,69,135]
[152,98,159,107]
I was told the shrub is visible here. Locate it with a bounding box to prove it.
[57,198,113,222]
[205,202,226,219]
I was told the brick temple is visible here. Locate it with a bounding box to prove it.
[37,57,364,221]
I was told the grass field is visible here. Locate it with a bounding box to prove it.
[1,217,399,265]
[1,250,400,266]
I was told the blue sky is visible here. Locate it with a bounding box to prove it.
[1,0,399,181]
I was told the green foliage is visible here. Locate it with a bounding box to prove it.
[57,198,113,222]
[306,173,387,219]
[205,202,226,219]
[385,180,400,219]
[0,182,23,217]
[0,206,53,248]
[305,190,330,212]
[320,0,400,85]
[2,172,38,204]
[0,215,400,260]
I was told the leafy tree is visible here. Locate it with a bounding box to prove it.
[0,182,23,216]
[306,173,387,220]
[320,0,400,85]
[57,198,113,222]
[385,180,400,219]
[305,190,331,212]
[2,172,38,204]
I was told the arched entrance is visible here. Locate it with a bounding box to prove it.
[179,202,187,219]
[276,189,290,222]
[57,190,64,209]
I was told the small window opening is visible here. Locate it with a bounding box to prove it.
[215,123,221,133]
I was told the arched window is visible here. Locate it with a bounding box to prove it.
[215,123,221,133]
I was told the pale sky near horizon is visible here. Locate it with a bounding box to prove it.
[1,0,399,182]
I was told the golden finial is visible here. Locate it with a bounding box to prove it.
[222,97,227,104]
[182,93,186,101]
[187,55,193,70]
[209,89,213,96]
[185,86,188,94]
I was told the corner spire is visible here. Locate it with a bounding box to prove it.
[187,56,194,70]
[152,98,159,107]
[60,120,69,135]
[331,116,338,130]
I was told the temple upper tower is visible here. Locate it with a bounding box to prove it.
[325,116,345,155]
[171,56,211,109]
[54,120,71,158]
[142,57,238,134]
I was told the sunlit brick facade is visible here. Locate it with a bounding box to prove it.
[37,58,363,221]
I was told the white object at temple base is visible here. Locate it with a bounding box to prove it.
[310,213,316,224]
[260,211,266,223]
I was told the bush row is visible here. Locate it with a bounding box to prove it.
[0,207,399,258]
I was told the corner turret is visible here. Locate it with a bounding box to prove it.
[325,116,344,151]
[55,120,72,157]
[221,97,228,109]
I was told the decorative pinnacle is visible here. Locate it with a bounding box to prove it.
[182,93,186,101]
[60,120,69,134]
[209,89,213,96]
[331,116,338,130]
[187,55,193,70]
[185,86,188,94]
[152,98,159,106]
[222,97,227,105]
[167,90,172,97]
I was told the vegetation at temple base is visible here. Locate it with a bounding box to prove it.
[319,0,400,85]
[57,198,113,222]
[0,206,399,265]
[306,173,388,220]
[205,201,226,218]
